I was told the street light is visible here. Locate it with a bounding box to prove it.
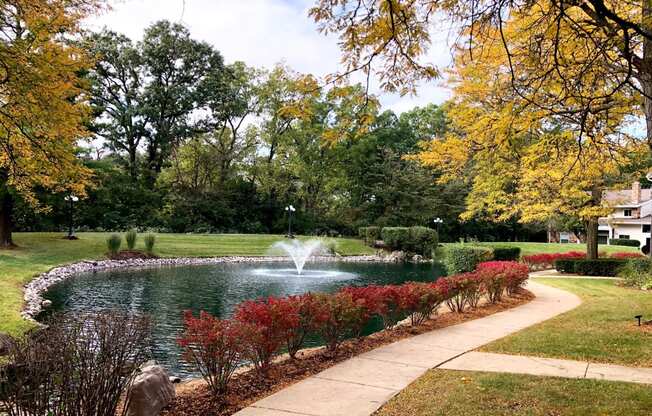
[285,205,296,238]
[64,194,79,240]
[433,217,443,235]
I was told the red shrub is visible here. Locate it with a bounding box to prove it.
[341,285,406,330]
[178,311,246,396]
[610,252,645,259]
[399,282,450,325]
[478,261,529,298]
[311,292,367,354]
[444,272,484,313]
[280,294,322,359]
[234,297,297,373]
[522,251,585,270]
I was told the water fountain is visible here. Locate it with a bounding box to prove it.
[270,239,324,275]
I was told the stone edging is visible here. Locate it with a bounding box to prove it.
[22,254,387,320]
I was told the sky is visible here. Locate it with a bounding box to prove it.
[85,0,453,114]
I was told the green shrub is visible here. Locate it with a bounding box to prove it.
[443,245,493,274]
[618,258,652,290]
[408,226,438,257]
[608,238,640,247]
[106,234,121,255]
[491,246,521,261]
[125,229,138,250]
[144,233,156,254]
[381,227,411,251]
[358,226,381,245]
[554,258,627,276]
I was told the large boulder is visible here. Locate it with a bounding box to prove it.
[126,364,175,416]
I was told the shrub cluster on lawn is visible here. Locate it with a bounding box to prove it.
[0,312,151,416]
[178,261,529,401]
[554,258,628,276]
[618,258,652,290]
[105,231,157,257]
[358,226,381,245]
[442,245,493,274]
[358,226,439,257]
[380,226,439,257]
[609,238,641,247]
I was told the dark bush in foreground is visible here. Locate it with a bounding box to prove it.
[555,258,627,276]
[609,238,640,247]
[0,312,150,416]
[491,246,521,261]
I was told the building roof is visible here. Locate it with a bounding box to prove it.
[603,189,652,206]
[599,215,652,225]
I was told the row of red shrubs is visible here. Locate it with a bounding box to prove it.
[522,251,643,270]
[178,260,529,398]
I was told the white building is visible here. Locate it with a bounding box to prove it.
[599,181,652,249]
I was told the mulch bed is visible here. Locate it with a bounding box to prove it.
[107,250,158,260]
[162,289,535,416]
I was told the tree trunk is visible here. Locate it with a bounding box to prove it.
[0,181,14,248]
[585,187,602,260]
[643,1,652,151]
[585,217,599,260]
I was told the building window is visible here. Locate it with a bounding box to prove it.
[619,235,630,239]
[624,209,632,217]
[644,225,651,233]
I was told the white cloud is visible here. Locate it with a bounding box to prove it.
[86,0,452,113]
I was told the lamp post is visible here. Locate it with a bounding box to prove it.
[433,217,443,235]
[646,172,652,257]
[64,194,79,240]
[285,205,296,238]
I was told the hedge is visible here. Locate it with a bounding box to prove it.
[443,245,494,274]
[491,246,521,261]
[358,226,381,245]
[380,226,438,257]
[408,226,439,256]
[381,227,411,250]
[554,258,628,276]
[609,238,641,247]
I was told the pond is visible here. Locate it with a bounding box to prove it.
[42,260,445,376]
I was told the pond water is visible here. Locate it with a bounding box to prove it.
[42,261,445,376]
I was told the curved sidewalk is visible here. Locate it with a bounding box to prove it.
[235,281,582,416]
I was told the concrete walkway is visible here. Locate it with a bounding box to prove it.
[440,351,652,384]
[235,281,582,416]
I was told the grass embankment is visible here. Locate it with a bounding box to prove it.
[0,232,372,335]
[483,278,652,367]
[377,369,652,416]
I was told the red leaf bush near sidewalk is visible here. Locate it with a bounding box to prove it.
[178,261,529,401]
[522,251,586,270]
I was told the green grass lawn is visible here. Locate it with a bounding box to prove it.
[483,278,652,367]
[446,241,639,256]
[376,369,652,416]
[0,232,373,335]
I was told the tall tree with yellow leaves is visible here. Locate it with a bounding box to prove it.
[415,21,647,258]
[0,0,99,247]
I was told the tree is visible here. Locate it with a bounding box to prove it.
[415,36,646,258]
[202,62,262,185]
[309,1,650,142]
[0,0,98,247]
[140,21,225,181]
[86,30,145,181]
